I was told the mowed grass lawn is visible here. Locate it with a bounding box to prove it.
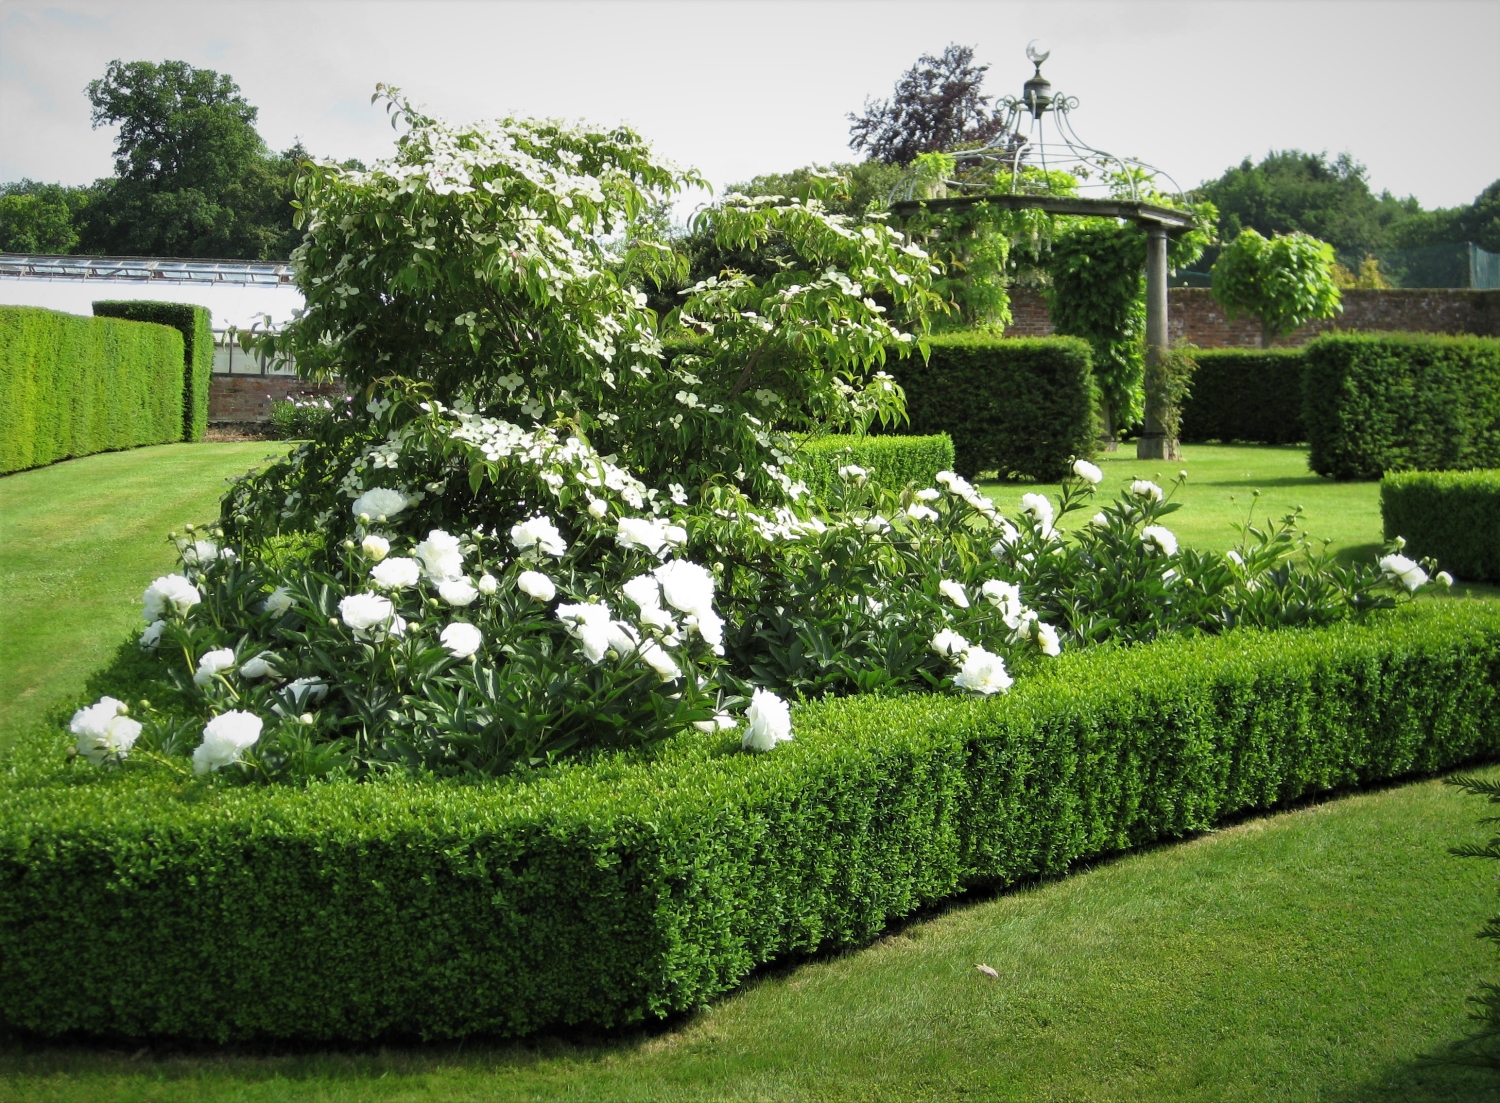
[3,441,1500,1101]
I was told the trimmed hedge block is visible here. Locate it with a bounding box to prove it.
[880,335,1097,481]
[794,433,955,497]
[3,603,1499,1042]
[1381,469,1500,582]
[1178,348,1306,444]
[0,306,184,474]
[93,301,214,442]
[1304,332,1500,480]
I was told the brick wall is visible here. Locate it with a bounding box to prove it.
[1004,287,1500,347]
[209,375,345,423]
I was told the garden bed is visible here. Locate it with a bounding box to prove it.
[4,601,1498,1043]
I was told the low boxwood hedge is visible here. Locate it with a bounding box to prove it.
[793,433,955,497]
[1382,470,1500,582]
[3,603,1498,1042]
[1178,348,1307,445]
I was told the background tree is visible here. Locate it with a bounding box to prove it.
[0,181,98,253]
[848,44,1007,165]
[1210,229,1341,347]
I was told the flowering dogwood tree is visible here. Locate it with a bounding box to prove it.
[71,93,1443,783]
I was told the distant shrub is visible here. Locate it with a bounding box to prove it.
[793,433,954,497]
[0,305,183,473]
[93,301,214,442]
[1178,348,1307,444]
[1304,332,1500,480]
[881,334,1096,480]
[269,395,342,439]
[1381,469,1500,582]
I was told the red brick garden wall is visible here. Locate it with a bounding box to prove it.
[1005,288,1500,347]
[208,375,345,423]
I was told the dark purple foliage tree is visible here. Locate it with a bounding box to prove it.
[848,44,1007,166]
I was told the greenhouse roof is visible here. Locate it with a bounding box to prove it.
[0,254,294,286]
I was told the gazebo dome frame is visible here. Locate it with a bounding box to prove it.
[886,45,1202,459]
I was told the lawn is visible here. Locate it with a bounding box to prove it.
[0,442,285,749]
[3,441,1499,1101]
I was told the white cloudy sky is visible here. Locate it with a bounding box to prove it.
[2,0,1497,213]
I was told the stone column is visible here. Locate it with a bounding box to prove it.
[1136,222,1177,460]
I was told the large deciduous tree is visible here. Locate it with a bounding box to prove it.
[848,44,1007,166]
[79,59,305,259]
[1211,228,1341,347]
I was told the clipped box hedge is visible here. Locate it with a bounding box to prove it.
[880,334,1097,481]
[0,306,184,474]
[93,301,215,442]
[1178,348,1307,445]
[793,433,955,497]
[1304,332,1500,480]
[3,603,1499,1043]
[1382,469,1500,582]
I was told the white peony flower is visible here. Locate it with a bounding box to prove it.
[605,619,641,657]
[991,518,1019,551]
[906,503,938,523]
[1072,459,1104,485]
[742,688,793,751]
[693,712,738,733]
[339,592,398,637]
[517,570,556,602]
[370,556,422,589]
[1020,493,1055,533]
[1437,571,1454,587]
[414,529,465,582]
[653,559,715,620]
[980,579,1024,624]
[639,603,679,635]
[915,488,941,502]
[938,579,970,608]
[587,498,609,519]
[1091,512,1109,528]
[1130,480,1164,502]
[511,516,567,557]
[936,470,976,497]
[1394,535,1407,550]
[142,574,201,621]
[179,539,218,566]
[1225,549,1244,566]
[1035,621,1062,657]
[193,648,237,686]
[361,534,390,562]
[663,524,688,548]
[438,578,479,606]
[70,697,142,765]
[440,621,483,659]
[931,628,970,658]
[261,586,293,617]
[557,602,612,663]
[139,619,167,649]
[616,516,671,557]
[1379,553,1428,591]
[192,711,263,775]
[863,515,891,534]
[953,647,1013,695]
[352,487,409,522]
[622,573,662,611]
[638,640,682,681]
[1141,525,1178,556]
[689,608,726,654]
[838,464,868,483]
[239,653,278,679]
[476,573,499,595]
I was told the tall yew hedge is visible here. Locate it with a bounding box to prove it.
[1304,332,1500,479]
[0,306,184,474]
[93,300,215,441]
[881,335,1096,480]
[1178,348,1307,444]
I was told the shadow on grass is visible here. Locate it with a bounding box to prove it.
[1332,1040,1500,1102]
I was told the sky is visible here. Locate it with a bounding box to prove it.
[2,0,1498,216]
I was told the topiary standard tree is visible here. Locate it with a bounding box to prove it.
[1210,228,1341,348]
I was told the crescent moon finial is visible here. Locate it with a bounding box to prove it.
[1026,40,1050,66]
